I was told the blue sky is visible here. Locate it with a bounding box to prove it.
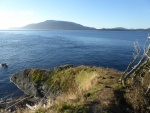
[0,0,150,29]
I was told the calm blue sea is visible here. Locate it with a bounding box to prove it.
[0,30,149,99]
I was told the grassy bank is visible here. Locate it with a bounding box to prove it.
[2,65,149,113]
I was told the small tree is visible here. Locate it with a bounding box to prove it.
[120,35,150,94]
[120,34,150,110]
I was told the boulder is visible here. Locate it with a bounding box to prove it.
[1,63,8,68]
[10,68,52,98]
[10,65,75,99]
[54,64,74,71]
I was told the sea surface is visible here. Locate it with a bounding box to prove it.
[0,30,149,99]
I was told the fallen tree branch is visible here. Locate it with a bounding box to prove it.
[121,41,150,86]
[120,41,140,84]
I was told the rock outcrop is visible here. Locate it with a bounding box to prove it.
[9,64,150,112]
[10,68,52,98]
[10,64,74,99]
[54,64,74,71]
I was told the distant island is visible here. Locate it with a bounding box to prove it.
[12,20,150,31]
[99,27,150,31]
[17,20,96,30]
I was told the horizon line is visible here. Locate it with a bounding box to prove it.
[0,20,150,30]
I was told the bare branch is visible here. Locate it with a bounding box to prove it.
[121,37,150,86]
[143,38,149,53]
[145,84,150,95]
[120,41,140,83]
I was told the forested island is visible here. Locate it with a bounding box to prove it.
[11,20,150,31]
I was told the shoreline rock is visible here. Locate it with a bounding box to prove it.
[10,64,74,99]
[10,68,51,98]
[9,64,149,113]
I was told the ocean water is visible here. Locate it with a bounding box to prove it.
[0,30,149,99]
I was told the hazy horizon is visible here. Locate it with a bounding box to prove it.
[0,0,150,29]
[2,20,150,30]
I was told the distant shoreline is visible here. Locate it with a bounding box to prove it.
[2,20,149,31]
[0,29,150,31]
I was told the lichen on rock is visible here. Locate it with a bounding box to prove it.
[10,68,52,98]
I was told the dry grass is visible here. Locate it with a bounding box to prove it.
[76,71,99,91]
[8,60,150,113]
[9,66,122,113]
[16,90,85,113]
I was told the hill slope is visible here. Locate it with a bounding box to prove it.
[20,20,96,30]
[8,64,149,113]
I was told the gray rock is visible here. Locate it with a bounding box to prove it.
[54,64,74,72]
[10,68,52,98]
[10,65,74,99]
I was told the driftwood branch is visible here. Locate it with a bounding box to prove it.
[121,38,150,85]
[120,34,150,110]
[145,84,150,95]
[120,41,141,84]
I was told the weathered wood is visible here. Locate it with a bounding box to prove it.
[145,84,150,95]
[26,103,37,110]
[121,55,148,85]
[120,37,150,110]
[121,44,150,85]
[5,96,32,111]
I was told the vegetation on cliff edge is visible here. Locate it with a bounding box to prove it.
[6,64,149,113]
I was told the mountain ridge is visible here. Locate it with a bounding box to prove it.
[11,20,150,31]
[19,20,96,30]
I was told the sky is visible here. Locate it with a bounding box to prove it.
[0,0,150,29]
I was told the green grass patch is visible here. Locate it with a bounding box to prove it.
[88,83,103,95]
[88,88,99,95]
[57,103,72,112]
[113,83,123,90]
[29,69,50,83]
[35,108,47,113]
[73,105,89,113]
[46,68,77,92]
[57,103,89,113]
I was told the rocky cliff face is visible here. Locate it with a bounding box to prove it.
[10,68,52,98]
[9,64,149,112]
[10,65,74,99]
